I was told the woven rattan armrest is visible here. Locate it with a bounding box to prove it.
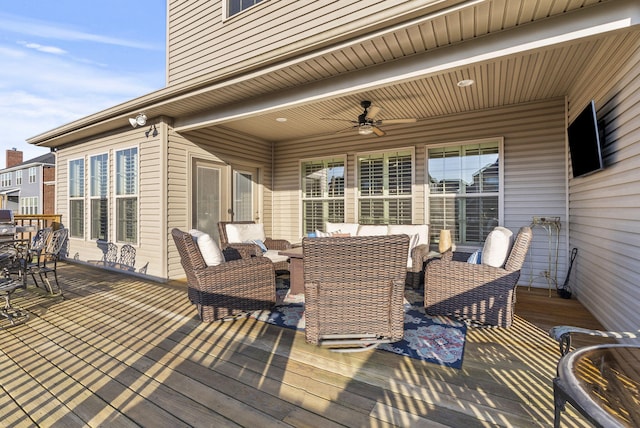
[264,238,291,251]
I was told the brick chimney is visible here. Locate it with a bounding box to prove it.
[6,148,23,168]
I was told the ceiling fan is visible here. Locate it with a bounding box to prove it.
[324,100,417,136]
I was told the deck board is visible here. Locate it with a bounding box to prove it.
[0,263,606,427]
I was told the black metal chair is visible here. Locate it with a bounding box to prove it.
[28,228,68,296]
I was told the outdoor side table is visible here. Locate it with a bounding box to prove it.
[554,343,640,427]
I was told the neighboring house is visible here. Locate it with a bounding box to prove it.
[0,149,56,215]
[26,1,640,332]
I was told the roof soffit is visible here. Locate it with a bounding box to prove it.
[28,0,640,147]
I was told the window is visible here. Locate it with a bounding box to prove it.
[115,148,138,243]
[69,159,85,238]
[301,158,345,234]
[90,154,109,240]
[20,196,39,214]
[28,167,37,183]
[1,172,11,187]
[427,140,501,246]
[15,170,22,185]
[227,0,263,17]
[357,150,413,224]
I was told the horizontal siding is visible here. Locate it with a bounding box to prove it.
[567,32,640,332]
[167,0,422,84]
[273,99,568,287]
[55,125,166,278]
[166,126,273,280]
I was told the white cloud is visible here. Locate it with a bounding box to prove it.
[0,45,163,168]
[19,41,67,55]
[0,13,159,51]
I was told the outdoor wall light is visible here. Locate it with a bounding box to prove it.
[128,113,147,128]
[145,124,158,138]
[358,123,374,135]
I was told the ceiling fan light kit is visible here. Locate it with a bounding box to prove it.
[358,123,374,135]
[323,100,417,137]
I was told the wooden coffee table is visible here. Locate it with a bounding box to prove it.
[278,246,304,295]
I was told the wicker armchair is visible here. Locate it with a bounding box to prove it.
[424,226,533,328]
[218,221,291,271]
[303,234,410,351]
[171,228,276,322]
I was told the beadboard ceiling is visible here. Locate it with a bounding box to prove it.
[29,0,640,147]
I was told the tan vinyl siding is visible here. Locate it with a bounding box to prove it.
[566,32,640,332]
[166,126,273,279]
[273,99,568,286]
[56,127,166,278]
[167,0,457,85]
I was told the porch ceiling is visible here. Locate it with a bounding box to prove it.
[28,0,640,148]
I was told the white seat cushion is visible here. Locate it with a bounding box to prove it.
[325,222,359,236]
[225,223,267,243]
[189,229,224,266]
[264,249,289,264]
[388,224,429,268]
[482,227,514,268]
[357,225,389,236]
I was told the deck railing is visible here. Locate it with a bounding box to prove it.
[14,214,63,242]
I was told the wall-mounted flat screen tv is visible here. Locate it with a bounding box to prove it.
[567,100,604,178]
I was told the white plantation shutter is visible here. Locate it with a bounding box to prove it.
[301,158,345,234]
[358,151,413,224]
[428,140,500,246]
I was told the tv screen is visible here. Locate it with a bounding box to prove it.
[567,100,604,178]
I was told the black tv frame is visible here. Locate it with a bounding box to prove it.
[567,100,604,178]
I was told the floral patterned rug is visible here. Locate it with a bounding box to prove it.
[251,287,466,369]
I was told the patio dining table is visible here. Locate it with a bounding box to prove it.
[0,240,30,326]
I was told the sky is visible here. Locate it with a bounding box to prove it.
[0,1,166,168]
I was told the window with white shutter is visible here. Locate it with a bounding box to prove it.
[357,150,413,224]
[301,158,345,234]
[427,140,501,246]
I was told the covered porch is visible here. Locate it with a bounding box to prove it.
[1,261,608,427]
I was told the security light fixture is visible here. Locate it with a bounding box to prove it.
[128,113,147,128]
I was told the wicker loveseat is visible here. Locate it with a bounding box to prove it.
[424,226,533,328]
[303,234,410,351]
[218,221,291,272]
[171,228,276,322]
[321,222,432,288]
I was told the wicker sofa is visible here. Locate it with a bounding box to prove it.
[322,222,431,288]
[171,228,276,322]
[303,234,410,350]
[218,221,291,272]
[424,226,533,328]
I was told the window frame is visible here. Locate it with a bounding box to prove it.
[15,170,22,185]
[223,0,265,19]
[356,148,415,225]
[89,152,109,241]
[28,167,37,184]
[300,156,346,235]
[0,172,11,187]
[425,137,504,249]
[20,196,39,214]
[68,158,86,239]
[114,147,139,245]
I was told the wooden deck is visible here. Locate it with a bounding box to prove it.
[0,262,608,427]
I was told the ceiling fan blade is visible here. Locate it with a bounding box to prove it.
[320,117,357,123]
[379,118,417,125]
[372,126,386,137]
[366,106,381,120]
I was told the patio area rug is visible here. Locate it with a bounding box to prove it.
[251,286,466,369]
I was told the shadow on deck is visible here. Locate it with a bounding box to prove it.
[0,262,606,427]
